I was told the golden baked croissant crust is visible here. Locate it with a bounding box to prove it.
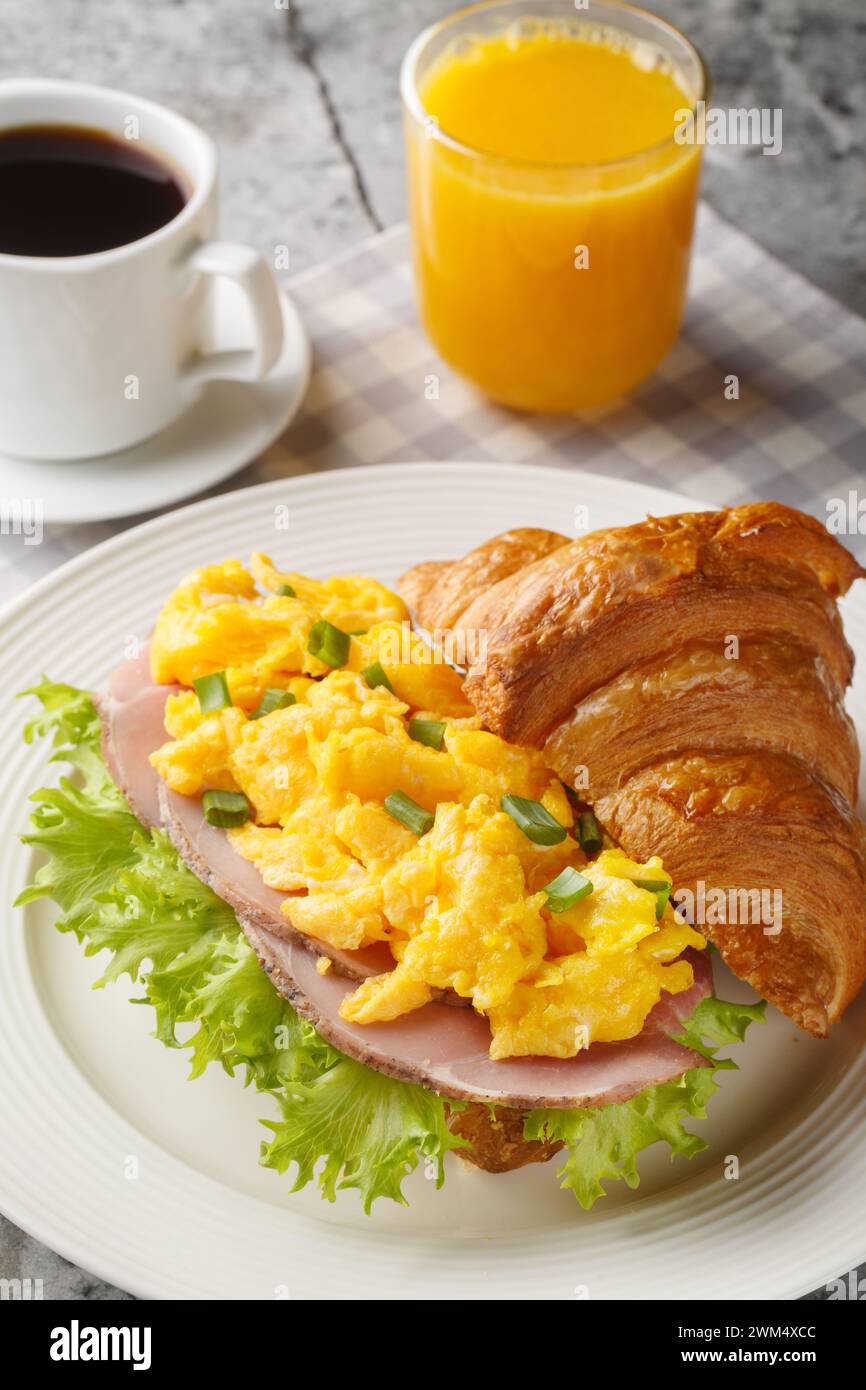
[401,503,866,1037]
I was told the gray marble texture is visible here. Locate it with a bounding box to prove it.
[0,0,864,1302]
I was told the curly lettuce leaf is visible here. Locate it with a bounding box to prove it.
[20,678,106,786]
[16,680,460,1207]
[525,995,765,1209]
[261,1059,465,1213]
[672,994,766,1063]
[16,680,140,933]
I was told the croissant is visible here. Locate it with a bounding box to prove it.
[401,503,866,1037]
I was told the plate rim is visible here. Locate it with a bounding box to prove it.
[0,461,707,625]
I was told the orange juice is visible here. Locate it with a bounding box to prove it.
[402,4,705,412]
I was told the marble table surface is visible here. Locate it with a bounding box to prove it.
[0,0,864,1301]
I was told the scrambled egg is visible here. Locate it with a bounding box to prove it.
[149,556,705,1059]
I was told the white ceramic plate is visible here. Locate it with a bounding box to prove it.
[1,462,864,1301]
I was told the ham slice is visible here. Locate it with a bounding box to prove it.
[96,646,177,828]
[98,650,390,982]
[99,650,715,1108]
[160,782,393,980]
[243,924,712,1107]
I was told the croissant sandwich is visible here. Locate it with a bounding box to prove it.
[18,530,772,1206]
[401,502,866,1038]
[20,504,845,1213]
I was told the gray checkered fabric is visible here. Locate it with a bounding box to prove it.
[3,203,866,604]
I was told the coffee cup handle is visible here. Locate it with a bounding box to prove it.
[181,241,284,385]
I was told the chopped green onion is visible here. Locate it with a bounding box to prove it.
[562,783,584,811]
[277,582,296,597]
[408,717,446,751]
[348,629,368,637]
[577,810,602,852]
[384,790,434,837]
[500,794,566,846]
[202,790,251,827]
[652,888,671,920]
[307,619,350,668]
[250,687,297,720]
[193,671,231,712]
[361,662,394,693]
[634,877,672,920]
[542,866,593,913]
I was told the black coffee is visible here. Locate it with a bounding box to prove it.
[0,123,188,256]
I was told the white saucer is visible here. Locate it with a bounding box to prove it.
[0,284,311,525]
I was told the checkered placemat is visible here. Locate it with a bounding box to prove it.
[3,202,866,604]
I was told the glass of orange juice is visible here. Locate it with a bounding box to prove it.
[401,0,707,413]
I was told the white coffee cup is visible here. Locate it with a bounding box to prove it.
[0,78,285,460]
